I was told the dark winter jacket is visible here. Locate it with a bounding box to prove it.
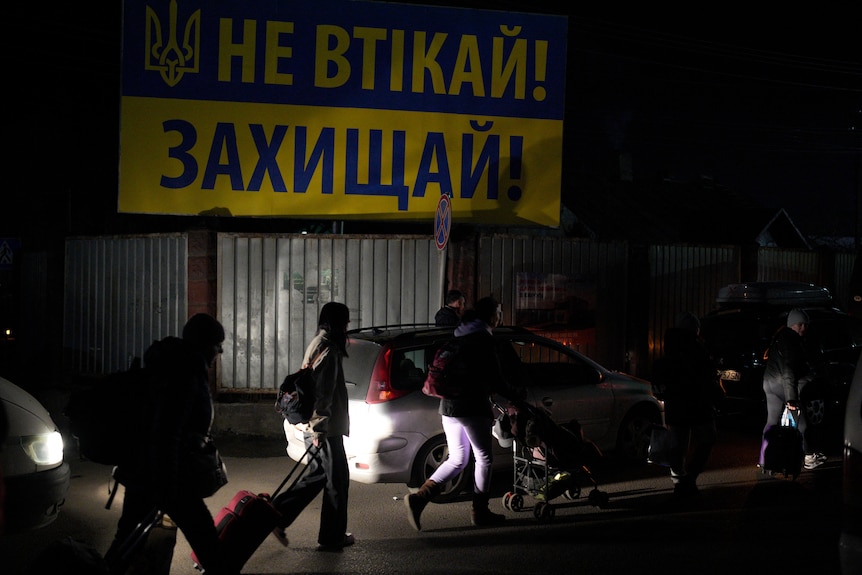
[653,327,721,425]
[762,326,811,403]
[434,305,460,327]
[437,321,521,418]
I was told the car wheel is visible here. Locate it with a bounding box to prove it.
[412,436,472,503]
[805,396,827,426]
[616,407,660,462]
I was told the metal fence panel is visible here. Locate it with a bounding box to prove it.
[756,248,819,282]
[833,252,856,311]
[648,244,739,367]
[63,235,187,374]
[477,236,629,370]
[61,232,857,389]
[218,234,443,392]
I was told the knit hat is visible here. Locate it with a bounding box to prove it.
[182,313,225,347]
[675,311,700,334]
[786,308,810,327]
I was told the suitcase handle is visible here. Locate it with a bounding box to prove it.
[271,443,320,499]
[105,507,163,571]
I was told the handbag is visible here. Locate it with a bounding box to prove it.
[183,433,229,498]
[647,425,677,467]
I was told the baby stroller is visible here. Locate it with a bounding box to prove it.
[495,400,609,521]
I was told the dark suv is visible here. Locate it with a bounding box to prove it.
[282,325,663,501]
[699,282,862,448]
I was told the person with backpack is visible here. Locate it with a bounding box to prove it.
[104,313,232,575]
[405,296,521,530]
[272,302,355,552]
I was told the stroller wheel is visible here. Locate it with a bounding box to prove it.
[562,485,581,500]
[502,492,514,511]
[533,501,554,521]
[507,493,524,512]
[588,489,610,508]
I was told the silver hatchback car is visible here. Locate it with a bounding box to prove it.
[283,325,663,501]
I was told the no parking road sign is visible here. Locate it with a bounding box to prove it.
[434,194,451,251]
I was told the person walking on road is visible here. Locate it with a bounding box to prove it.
[652,312,723,499]
[272,302,355,551]
[105,313,231,575]
[761,308,826,470]
[406,296,521,530]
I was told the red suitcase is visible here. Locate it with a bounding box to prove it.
[192,444,318,573]
[193,490,281,573]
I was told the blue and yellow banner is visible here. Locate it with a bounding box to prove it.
[119,0,567,226]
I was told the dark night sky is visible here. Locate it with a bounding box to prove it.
[5,3,862,240]
[562,9,862,238]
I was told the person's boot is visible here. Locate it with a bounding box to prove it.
[404,480,440,531]
[470,492,505,527]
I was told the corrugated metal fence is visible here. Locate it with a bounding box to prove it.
[64,235,188,374]
[648,244,739,363]
[476,236,629,369]
[218,234,444,392]
[62,233,857,387]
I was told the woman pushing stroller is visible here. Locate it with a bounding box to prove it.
[404,296,523,531]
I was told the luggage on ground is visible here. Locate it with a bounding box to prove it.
[759,408,803,478]
[126,513,177,575]
[105,507,168,575]
[192,444,319,572]
[196,490,282,573]
[32,507,167,575]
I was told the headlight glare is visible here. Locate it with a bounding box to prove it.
[22,431,65,465]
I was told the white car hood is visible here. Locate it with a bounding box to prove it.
[1,376,58,437]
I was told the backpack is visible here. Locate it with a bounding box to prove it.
[275,367,316,424]
[275,348,325,424]
[64,337,180,466]
[422,338,468,399]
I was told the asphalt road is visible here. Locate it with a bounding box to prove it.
[0,416,846,575]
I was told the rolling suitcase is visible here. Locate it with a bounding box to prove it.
[192,444,319,573]
[759,408,803,479]
[28,508,168,575]
[103,507,169,575]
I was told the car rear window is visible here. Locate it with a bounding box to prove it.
[805,316,862,357]
[343,339,381,400]
[390,347,431,392]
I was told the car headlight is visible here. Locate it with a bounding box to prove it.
[22,431,64,465]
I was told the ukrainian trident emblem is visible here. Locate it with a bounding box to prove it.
[145,0,200,87]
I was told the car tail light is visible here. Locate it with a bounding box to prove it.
[365,344,413,404]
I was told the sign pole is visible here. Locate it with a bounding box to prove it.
[434,193,452,309]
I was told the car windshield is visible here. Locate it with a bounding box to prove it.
[507,337,599,389]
